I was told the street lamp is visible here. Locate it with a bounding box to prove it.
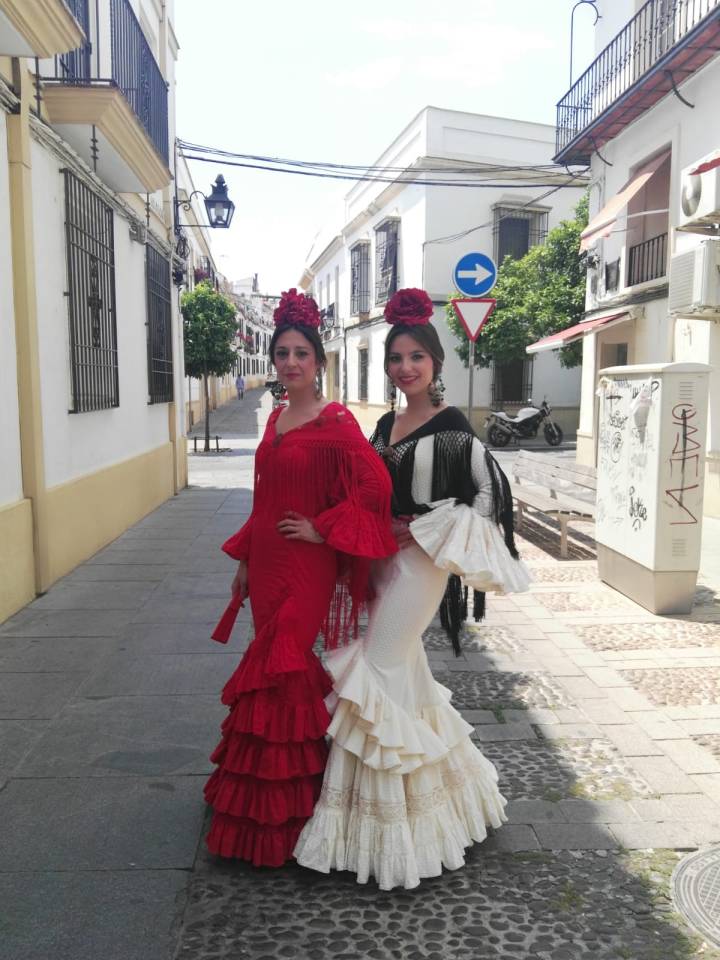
[204,175,235,228]
[174,174,235,229]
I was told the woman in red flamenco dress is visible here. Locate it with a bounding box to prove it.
[205,289,396,867]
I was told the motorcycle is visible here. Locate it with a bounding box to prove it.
[485,398,563,448]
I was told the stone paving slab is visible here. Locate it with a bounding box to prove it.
[80,653,238,697]
[0,672,84,719]
[0,608,136,637]
[64,563,170,582]
[0,870,188,960]
[15,694,223,778]
[0,719,48,781]
[0,635,121,672]
[0,777,204,870]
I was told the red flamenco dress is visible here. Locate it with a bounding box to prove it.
[204,402,396,866]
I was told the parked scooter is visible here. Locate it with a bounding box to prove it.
[485,398,563,447]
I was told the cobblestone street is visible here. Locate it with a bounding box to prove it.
[2,390,720,959]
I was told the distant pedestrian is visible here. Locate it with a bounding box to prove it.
[205,288,396,867]
[235,373,245,399]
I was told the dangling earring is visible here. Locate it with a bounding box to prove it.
[428,374,445,407]
[315,370,323,399]
[389,379,397,411]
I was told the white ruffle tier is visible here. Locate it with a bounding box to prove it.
[294,642,507,890]
[409,498,531,594]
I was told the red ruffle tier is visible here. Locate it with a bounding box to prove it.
[204,639,333,866]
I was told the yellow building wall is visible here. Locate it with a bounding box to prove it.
[43,442,175,585]
[0,498,35,622]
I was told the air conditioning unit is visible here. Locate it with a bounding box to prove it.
[668,239,720,317]
[677,154,720,235]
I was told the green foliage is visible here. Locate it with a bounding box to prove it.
[447,193,589,370]
[181,281,237,379]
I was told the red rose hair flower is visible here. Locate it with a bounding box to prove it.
[384,288,434,327]
[273,288,321,328]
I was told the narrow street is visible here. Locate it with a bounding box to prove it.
[2,390,720,959]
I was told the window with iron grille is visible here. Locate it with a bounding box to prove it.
[63,169,119,413]
[350,242,370,314]
[146,245,173,403]
[493,207,548,265]
[358,347,369,401]
[491,358,534,406]
[374,220,399,305]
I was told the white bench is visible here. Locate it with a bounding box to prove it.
[511,451,597,558]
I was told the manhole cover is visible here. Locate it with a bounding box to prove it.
[672,846,720,948]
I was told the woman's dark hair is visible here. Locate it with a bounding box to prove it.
[269,323,327,368]
[384,323,444,379]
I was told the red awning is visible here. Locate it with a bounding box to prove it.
[580,150,671,251]
[691,150,720,176]
[526,311,630,355]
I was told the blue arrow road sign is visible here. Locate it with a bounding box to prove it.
[453,252,497,297]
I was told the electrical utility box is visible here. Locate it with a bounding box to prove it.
[595,362,710,615]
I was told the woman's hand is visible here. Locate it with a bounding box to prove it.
[231,560,249,600]
[277,511,324,543]
[392,516,415,550]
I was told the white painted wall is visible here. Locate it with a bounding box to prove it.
[32,143,169,489]
[0,113,23,507]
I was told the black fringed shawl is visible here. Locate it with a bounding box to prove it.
[370,406,519,656]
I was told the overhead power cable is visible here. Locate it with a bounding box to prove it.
[178,140,588,189]
[177,139,579,176]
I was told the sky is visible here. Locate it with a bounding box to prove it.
[174,0,595,295]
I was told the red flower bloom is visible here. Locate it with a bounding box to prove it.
[273,288,321,329]
[384,288,434,327]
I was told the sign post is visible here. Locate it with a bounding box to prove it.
[451,298,497,419]
[452,251,498,423]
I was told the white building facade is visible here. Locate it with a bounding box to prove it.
[0,0,189,621]
[550,0,720,517]
[299,107,587,434]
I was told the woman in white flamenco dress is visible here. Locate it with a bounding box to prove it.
[294,289,531,890]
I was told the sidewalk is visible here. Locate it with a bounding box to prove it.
[2,389,720,959]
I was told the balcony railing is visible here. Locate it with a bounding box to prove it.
[627,232,668,286]
[555,0,720,163]
[46,0,168,164]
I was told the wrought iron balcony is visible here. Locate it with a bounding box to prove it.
[627,232,668,286]
[43,0,169,177]
[555,0,720,165]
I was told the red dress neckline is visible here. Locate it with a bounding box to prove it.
[271,401,343,438]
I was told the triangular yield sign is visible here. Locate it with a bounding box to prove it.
[451,298,496,342]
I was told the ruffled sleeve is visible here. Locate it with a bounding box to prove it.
[221,516,254,562]
[313,447,397,559]
[409,438,530,594]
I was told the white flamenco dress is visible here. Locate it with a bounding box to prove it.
[294,433,530,890]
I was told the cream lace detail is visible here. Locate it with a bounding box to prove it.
[316,759,493,823]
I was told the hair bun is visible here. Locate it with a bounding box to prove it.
[273,288,321,328]
[384,288,434,326]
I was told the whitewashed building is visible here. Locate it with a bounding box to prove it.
[542,0,720,517]
[299,107,587,433]
[0,0,190,621]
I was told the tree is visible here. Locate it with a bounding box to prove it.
[447,194,589,372]
[181,281,237,451]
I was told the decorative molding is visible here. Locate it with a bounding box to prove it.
[0,74,19,113]
[42,84,172,192]
[0,0,85,57]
